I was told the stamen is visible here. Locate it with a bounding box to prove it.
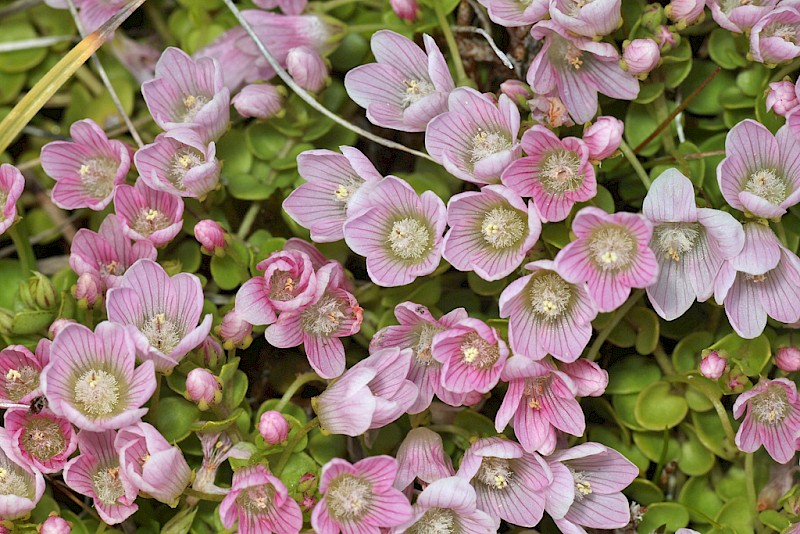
[74,369,120,416]
[78,157,118,199]
[21,416,66,461]
[524,376,549,411]
[93,466,124,505]
[410,508,457,534]
[460,332,500,369]
[539,150,584,194]
[588,224,637,271]
[237,484,276,515]
[2,365,39,402]
[481,207,526,249]
[141,313,182,354]
[414,323,444,366]
[745,169,787,206]
[387,218,431,260]
[401,79,435,109]
[528,272,572,320]
[476,457,513,489]
[332,176,363,206]
[470,128,512,163]
[180,94,211,122]
[301,294,347,337]
[653,222,701,262]
[0,460,31,497]
[569,467,592,500]
[269,271,297,301]
[168,147,205,189]
[132,208,172,238]
[325,474,373,521]
[751,385,791,425]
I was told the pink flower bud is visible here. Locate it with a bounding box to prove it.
[776,346,800,372]
[500,80,532,104]
[665,0,705,26]
[656,26,677,50]
[767,81,799,117]
[185,368,222,411]
[622,39,661,75]
[199,335,224,367]
[390,0,419,21]
[194,219,226,255]
[583,116,624,160]
[232,84,285,120]
[40,515,71,534]
[286,46,327,93]
[700,351,727,379]
[75,272,101,308]
[258,410,289,444]
[49,318,76,339]
[218,308,253,350]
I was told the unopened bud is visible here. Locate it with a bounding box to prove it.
[75,272,101,309]
[185,368,222,411]
[258,410,289,444]
[194,220,226,256]
[700,351,726,379]
[286,46,328,93]
[776,346,800,372]
[217,309,253,350]
[40,514,71,534]
[22,272,59,310]
[390,0,419,21]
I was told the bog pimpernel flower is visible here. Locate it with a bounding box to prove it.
[0,427,45,520]
[0,164,24,236]
[393,427,455,492]
[555,207,658,312]
[41,322,156,431]
[4,408,76,474]
[426,87,521,185]
[220,464,303,534]
[582,116,624,161]
[501,125,597,222]
[477,0,548,27]
[708,0,778,33]
[548,0,622,37]
[114,180,184,247]
[40,119,131,211]
[253,0,308,15]
[733,378,800,463]
[232,83,285,119]
[443,185,541,281]
[750,4,800,65]
[344,30,454,132]
[106,259,213,372]
[287,46,328,92]
[0,344,48,404]
[344,176,446,287]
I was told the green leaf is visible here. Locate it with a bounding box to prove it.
[713,332,771,376]
[606,356,662,394]
[625,478,664,506]
[0,259,25,308]
[191,408,244,433]
[210,253,247,290]
[679,476,725,524]
[638,502,690,533]
[216,129,252,176]
[691,410,737,460]
[161,506,198,534]
[714,496,755,534]
[631,307,659,355]
[454,410,497,437]
[685,61,737,116]
[0,23,48,74]
[612,393,649,431]
[467,272,508,296]
[541,222,571,249]
[308,429,348,465]
[673,331,714,373]
[155,396,202,443]
[759,510,791,532]
[246,123,287,160]
[678,424,716,476]
[278,451,319,493]
[12,309,55,335]
[633,431,680,462]
[708,29,748,70]
[634,82,665,104]
[634,381,689,430]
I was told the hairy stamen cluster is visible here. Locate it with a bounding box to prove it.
[745,169,787,206]
[588,224,637,271]
[167,147,205,189]
[568,467,593,500]
[460,332,500,369]
[409,507,457,534]
[401,79,435,109]
[93,466,124,505]
[325,474,373,521]
[751,385,791,425]
[0,460,31,498]
[3,366,40,402]
[539,150,584,194]
[332,176,363,205]
[481,207,526,249]
[268,271,297,302]
[524,376,550,410]
[237,484,276,515]
[528,272,572,320]
[388,218,431,260]
[74,369,120,416]
[20,416,66,461]
[476,457,513,490]
[180,94,211,122]
[653,222,701,262]
[142,313,182,354]
[470,129,512,163]
[79,158,118,199]
[414,323,444,366]
[301,294,346,337]
[132,208,172,237]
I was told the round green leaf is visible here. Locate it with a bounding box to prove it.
[714,496,755,534]
[637,502,690,533]
[606,356,662,394]
[633,431,680,463]
[672,331,714,373]
[308,428,348,465]
[210,253,246,290]
[155,396,201,443]
[0,23,48,74]
[612,393,648,431]
[678,425,716,476]
[691,410,736,460]
[679,476,725,524]
[625,478,664,506]
[216,129,252,175]
[635,381,688,430]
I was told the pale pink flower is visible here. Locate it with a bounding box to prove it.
[426,87,521,185]
[40,515,71,534]
[0,164,24,236]
[767,80,800,117]
[582,116,623,161]
[345,30,454,132]
[193,431,252,495]
[40,119,131,210]
[4,408,77,474]
[501,125,597,222]
[194,219,226,254]
[109,32,159,85]
[776,346,800,372]
[393,427,455,492]
[500,79,532,103]
[113,180,184,247]
[390,0,419,20]
[287,46,328,92]
[76,272,101,308]
[312,456,412,533]
[432,317,508,394]
[528,92,574,128]
[700,351,727,379]
[477,0,548,26]
[220,464,304,534]
[622,38,661,75]
[559,358,608,397]
[258,411,289,444]
[751,5,800,65]
[185,368,222,410]
[75,0,126,33]
[232,84,285,119]
[666,0,705,26]
[549,0,621,37]
[733,378,800,463]
[708,0,778,33]
[218,308,254,350]
[0,427,45,520]
[555,207,657,312]
[0,344,48,404]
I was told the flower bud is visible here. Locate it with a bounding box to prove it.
[22,272,59,310]
[500,80,532,106]
[767,81,799,117]
[297,472,318,493]
[232,84,285,120]
[75,272,101,309]
[390,0,419,21]
[194,219,226,256]
[656,25,678,51]
[48,318,76,339]
[40,515,71,534]
[185,368,222,411]
[217,309,253,350]
[726,369,748,393]
[776,346,800,372]
[286,46,328,93]
[622,39,661,76]
[258,411,289,444]
[665,0,705,28]
[641,3,666,31]
[583,116,624,161]
[198,335,224,368]
[700,351,726,379]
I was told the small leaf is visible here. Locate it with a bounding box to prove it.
[637,502,690,533]
[12,309,55,335]
[155,396,201,443]
[606,356,662,394]
[634,381,688,430]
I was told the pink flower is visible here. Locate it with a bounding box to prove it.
[0,427,45,520]
[116,422,192,506]
[258,411,289,444]
[40,515,71,534]
[283,146,383,243]
[559,358,608,397]
[343,177,446,287]
[106,259,213,372]
[0,164,24,235]
[390,0,419,20]
[476,0,548,26]
[622,38,661,76]
[495,357,585,455]
[0,344,48,404]
[49,319,75,339]
[708,0,778,33]
[499,260,597,361]
[500,79,532,103]
[527,20,639,124]
[4,408,77,474]
[253,0,308,14]
[390,477,499,533]
[218,308,254,350]
[220,464,303,534]
[265,262,361,378]
[193,431,252,495]
[715,223,800,339]
[113,180,184,247]
[432,317,509,394]
[767,80,800,117]
[643,168,744,320]
[426,87,521,185]
[232,84,285,119]
[545,442,639,532]
[134,129,221,198]
[109,32,159,85]
[443,185,541,281]
[74,0,126,33]
[63,430,138,524]
[42,322,156,431]
[287,46,328,92]
[40,119,131,211]
[501,125,597,222]
[456,437,552,527]
[733,378,800,463]
[69,214,157,289]
[370,302,469,413]
[194,219,226,254]
[582,116,623,161]
[700,351,727,379]
[776,346,800,372]
[555,207,657,312]
[76,272,101,308]
[393,428,455,492]
[549,0,621,37]
[185,368,222,410]
[314,347,417,436]
[141,47,230,142]
[665,0,705,26]
[529,93,574,128]
[312,456,412,533]
[344,30,454,132]
[750,5,800,65]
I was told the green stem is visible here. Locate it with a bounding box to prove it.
[586,289,645,362]
[8,223,36,276]
[183,487,226,502]
[745,453,760,526]
[653,93,678,155]
[653,344,676,376]
[274,417,319,477]
[428,424,473,441]
[237,202,261,239]
[274,372,323,413]
[433,1,469,86]
[619,139,651,189]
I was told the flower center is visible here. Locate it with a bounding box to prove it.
[332,175,363,206]
[167,147,205,190]
[410,507,456,534]
[653,222,701,262]
[101,260,120,277]
[539,150,584,194]
[470,129,512,163]
[720,0,760,13]
[20,416,66,461]
[401,79,435,109]
[180,94,211,122]
[93,466,124,505]
[326,474,373,521]
[301,294,347,337]
[142,313,182,354]
[414,323,444,366]
[0,460,31,498]
[588,224,637,271]
[460,332,500,369]
[528,271,572,319]
[79,157,118,199]
[268,270,297,301]
[745,169,787,206]
[746,273,768,283]
[481,207,526,249]
[388,218,431,260]
[132,208,172,238]
[476,457,513,489]
[751,385,791,425]
[74,369,120,416]
[766,23,799,44]
[0,190,7,218]
[524,376,549,410]
[237,484,276,515]
[569,467,592,500]
[567,0,595,16]
[2,365,40,402]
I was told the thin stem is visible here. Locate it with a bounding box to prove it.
[237,203,261,239]
[772,57,800,82]
[274,372,323,413]
[183,487,226,502]
[0,35,75,53]
[452,26,513,69]
[274,417,320,477]
[586,289,645,362]
[745,453,759,526]
[653,344,676,376]
[666,375,737,446]
[652,92,677,155]
[434,1,469,86]
[429,424,473,441]
[8,223,36,276]
[619,139,651,189]
[222,0,436,162]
